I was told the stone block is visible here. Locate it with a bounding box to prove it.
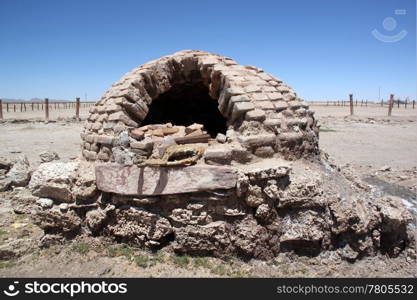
[130,128,145,140]
[244,85,262,93]
[95,164,239,196]
[283,93,296,101]
[274,101,288,112]
[231,146,252,163]
[91,122,102,131]
[250,93,269,101]
[231,101,254,121]
[267,92,283,101]
[29,162,79,202]
[204,147,232,165]
[245,109,266,121]
[278,132,304,143]
[185,123,204,134]
[254,146,275,158]
[226,95,251,115]
[216,133,227,143]
[130,140,154,151]
[108,111,138,127]
[263,119,281,127]
[237,134,276,148]
[255,101,274,110]
[96,135,115,146]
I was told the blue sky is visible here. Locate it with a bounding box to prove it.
[0,0,415,101]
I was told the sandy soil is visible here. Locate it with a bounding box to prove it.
[313,105,417,169]
[0,104,416,277]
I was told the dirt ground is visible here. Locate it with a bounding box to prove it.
[0,104,416,277]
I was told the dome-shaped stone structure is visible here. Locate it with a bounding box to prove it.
[81,50,319,164]
[30,51,413,261]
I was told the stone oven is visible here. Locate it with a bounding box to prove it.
[30,50,413,261]
[80,50,319,165]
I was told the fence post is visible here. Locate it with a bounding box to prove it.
[405,99,407,109]
[0,99,3,120]
[388,94,394,116]
[75,97,80,121]
[413,100,415,109]
[45,98,49,121]
[349,94,354,115]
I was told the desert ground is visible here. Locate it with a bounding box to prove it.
[0,103,416,277]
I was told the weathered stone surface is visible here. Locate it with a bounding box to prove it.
[173,221,231,255]
[238,134,276,148]
[112,147,136,165]
[245,109,266,121]
[72,161,97,202]
[232,216,275,259]
[246,185,265,207]
[130,139,154,151]
[95,164,238,196]
[107,206,172,243]
[115,131,130,147]
[231,145,252,163]
[226,94,251,114]
[215,133,227,143]
[86,206,114,233]
[29,162,79,202]
[161,127,179,135]
[279,210,325,243]
[254,146,275,158]
[204,147,232,165]
[0,177,12,192]
[96,135,115,146]
[274,101,288,111]
[39,151,60,163]
[7,155,32,186]
[0,157,12,170]
[108,111,138,127]
[130,128,145,140]
[185,129,204,137]
[231,101,255,121]
[185,123,204,134]
[36,198,54,209]
[35,208,81,233]
[7,187,38,214]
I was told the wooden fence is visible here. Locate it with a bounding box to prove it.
[308,99,415,109]
[0,98,95,121]
[307,95,416,116]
